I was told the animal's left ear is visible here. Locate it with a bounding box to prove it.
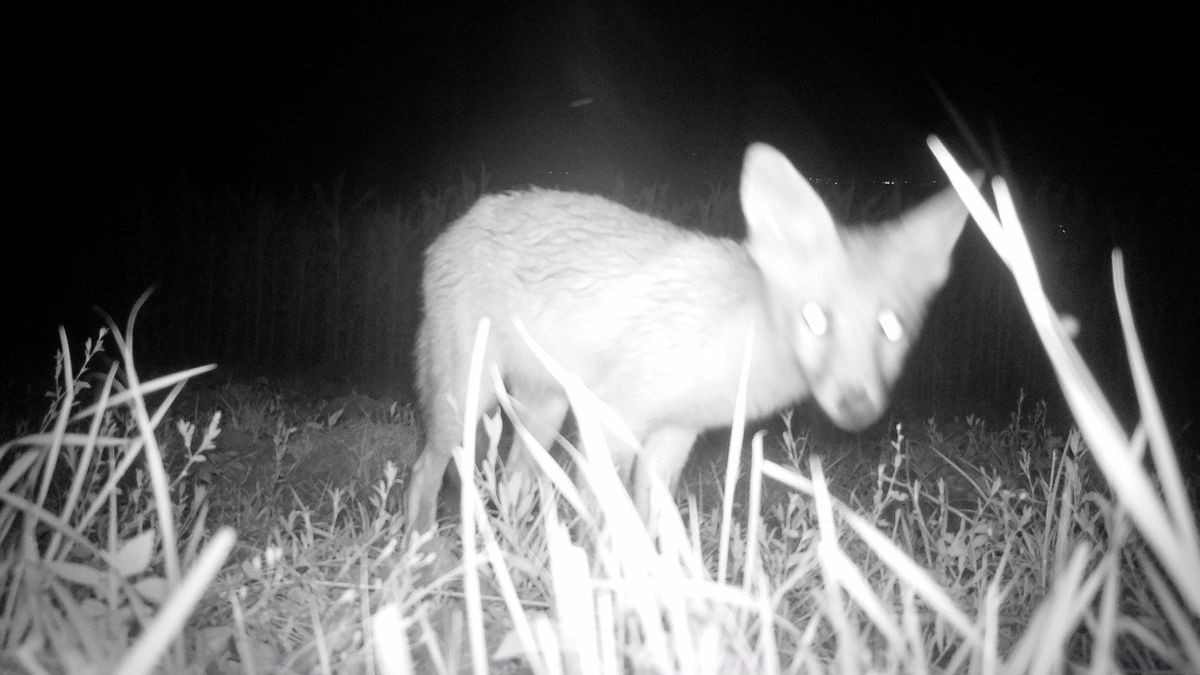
[893,174,981,288]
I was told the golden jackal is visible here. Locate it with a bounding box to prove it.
[407,143,971,533]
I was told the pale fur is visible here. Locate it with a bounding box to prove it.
[407,143,972,533]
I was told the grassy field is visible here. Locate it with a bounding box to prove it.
[1,140,1196,673]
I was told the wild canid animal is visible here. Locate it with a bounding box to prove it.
[407,143,972,533]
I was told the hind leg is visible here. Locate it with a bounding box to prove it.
[407,379,500,535]
[406,440,451,535]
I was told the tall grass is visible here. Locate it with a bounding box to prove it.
[0,295,230,673]
[1,139,1194,672]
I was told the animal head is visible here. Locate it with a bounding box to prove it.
[739,143,973,431]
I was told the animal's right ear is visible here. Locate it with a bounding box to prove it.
[740,143,837,251]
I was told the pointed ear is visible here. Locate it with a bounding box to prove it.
[740,143,837,251]
[895,173,981,286]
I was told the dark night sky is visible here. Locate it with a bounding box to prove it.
[7,3,1197,425]
[17,5,1195,194]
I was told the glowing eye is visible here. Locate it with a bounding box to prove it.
[802,302,828,336]
[879,309,904,343]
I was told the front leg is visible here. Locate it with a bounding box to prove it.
[631,426,700,523]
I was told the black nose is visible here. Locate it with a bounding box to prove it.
[835,388,881,432]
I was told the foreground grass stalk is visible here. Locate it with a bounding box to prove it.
[931,134,1200,655]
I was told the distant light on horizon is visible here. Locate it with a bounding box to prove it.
[808,177,942,187]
